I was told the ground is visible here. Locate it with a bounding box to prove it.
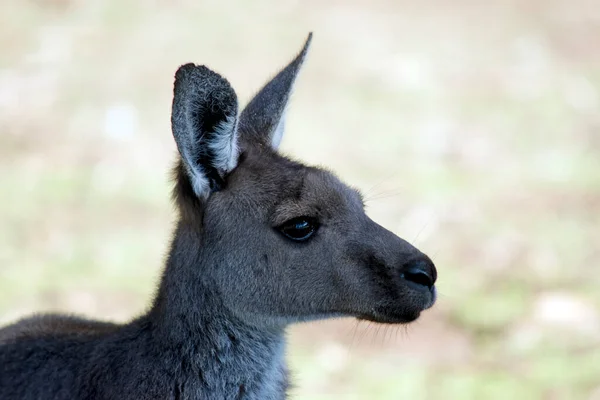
[0,0,599,399]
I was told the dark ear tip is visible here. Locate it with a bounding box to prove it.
[174,63,197,80]
[174,64,232,89]
[172,64,237,113]
[300,32,313,58]
[174,64,214,82]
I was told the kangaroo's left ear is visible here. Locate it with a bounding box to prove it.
[171,64,239,199]
[239,33,312,150]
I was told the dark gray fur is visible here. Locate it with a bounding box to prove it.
[239,33,311,148]
[0,33,437,400]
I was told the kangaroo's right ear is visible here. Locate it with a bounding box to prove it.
[171,64,240,199]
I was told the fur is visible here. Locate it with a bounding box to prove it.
[0,33,437,400]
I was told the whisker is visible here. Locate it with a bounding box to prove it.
[363,173,399,198]
[385,325,394,344]
[411,219,432,246]
[347,320,360,351]
[373,324,382,347]
[434,289,456,300]
[358,321,370,344]
[364,189,405,203]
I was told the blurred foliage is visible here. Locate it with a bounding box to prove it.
[0,0,599,398]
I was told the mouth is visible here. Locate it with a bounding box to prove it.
[356,285,437,325]
[356,312,420,324]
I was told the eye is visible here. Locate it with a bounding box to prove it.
[278,217,319,242]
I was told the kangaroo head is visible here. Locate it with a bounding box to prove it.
[169,33,437,328]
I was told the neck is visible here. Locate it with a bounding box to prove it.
[144,222,289,398]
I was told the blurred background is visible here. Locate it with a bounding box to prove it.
[1,0,599,398]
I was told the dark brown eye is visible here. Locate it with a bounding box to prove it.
[278,217,318,242]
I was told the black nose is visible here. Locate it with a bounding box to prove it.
[400,259,436,290]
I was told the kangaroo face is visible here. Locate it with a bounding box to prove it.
[199,146,436,326]
[171,33,437,328]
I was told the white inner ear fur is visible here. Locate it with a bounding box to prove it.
[184,114,240,199]
[207,115,240,172]
[188,168,211,200]
[180,146,211,200]
[270,113,285,150]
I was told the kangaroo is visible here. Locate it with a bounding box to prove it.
[0,33,437,400]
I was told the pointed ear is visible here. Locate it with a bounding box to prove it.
[171,64,240,199]
[239,33,312,150]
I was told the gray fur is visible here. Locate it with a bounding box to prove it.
[239,34,312,150]
[171,63,240,198]
[0,33,437,400]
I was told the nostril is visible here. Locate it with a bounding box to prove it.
[401,264,434,289]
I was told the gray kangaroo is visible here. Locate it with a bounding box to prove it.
[0,33,437,400]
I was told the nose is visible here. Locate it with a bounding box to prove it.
[400,257,436,291]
